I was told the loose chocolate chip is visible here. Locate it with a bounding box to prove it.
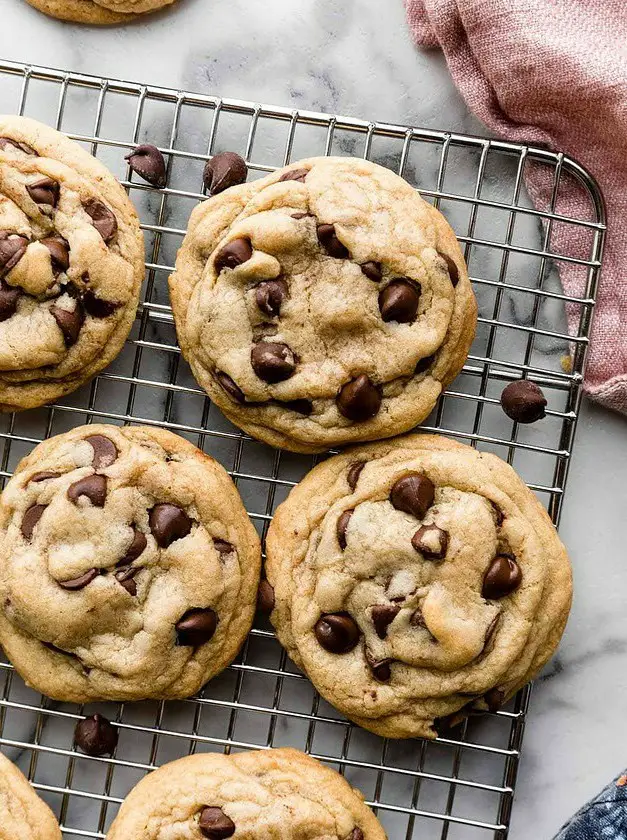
[379,279,420,323]
[214,237,253,272]
[30,471,60,483]
[120,529,147,563]
[59,568,100,591]
[215,371,246,403]
[203,151,247,195]
[317,223,349,259]
[282,399,313,415]
[347,829,364,840]
[82,289,120,319]
[255,278,288,317]
[74,714,118,756]
[484,688,505,712]
[347,461,365,491]
[51,300,85,347]
[257,578,275,613]
[176,608,218,646]
[149,503,192,548]
[27,178,59,207]
[314,613,360,654]
[371,604,400,639]
[125,144,167,188]
[336,374,381,422]
[412,524,449,560]
[0,137,37,155]
[500,380,547,424]
[213,538,233,557]
[414,354,436,375]
[67,474,107,507]
[482,554,522,600]
[278,167,308,183]
[439,252,459,286]
[83,199,117,244]
[198,806,236,839]
[21,505,46,540]
[336,509,353,550]
[40,236,70,275]
[0,280,20,322]
[85,434,118,469]
[251,341,296,383]
[361,261,382,282]
[390,473,435,519]
[0,232,29,277]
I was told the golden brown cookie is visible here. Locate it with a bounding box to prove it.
[0,753,61,840]
[24,0,177,24]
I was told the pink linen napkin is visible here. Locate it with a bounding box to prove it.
[405,0,627,414]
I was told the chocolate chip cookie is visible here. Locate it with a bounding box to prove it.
[0,753,61,840]
[24,0,177,24]
[265,433,572,739]
[169,157,477,453]
[106,748,386,840]
[0,116,144,411]
[0,424,261,702]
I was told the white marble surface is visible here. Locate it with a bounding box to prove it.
[0,1,626,838]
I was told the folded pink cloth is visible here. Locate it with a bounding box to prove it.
[405,0,627,413]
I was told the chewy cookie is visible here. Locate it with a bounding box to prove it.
[24,0,177,24]
[0,424,261,702]
[106,748,386,839]
[0,753,61,840]
[0,116,144,412]
[169,157,476,453]
[265,433,572,739]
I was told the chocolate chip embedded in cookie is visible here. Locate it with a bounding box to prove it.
[24,0,179,24]
[265,432,572,739]
[105,748,387,840]
[0,424,261,703]
[169,156,478,453]
[0,753,61,840]
[0,116,144,413]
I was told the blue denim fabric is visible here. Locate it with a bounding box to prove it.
[554,772,627,839]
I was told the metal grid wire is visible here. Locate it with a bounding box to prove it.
[0,59,605,839]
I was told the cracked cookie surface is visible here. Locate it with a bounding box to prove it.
[24,0,177,24]
[0,116,144,411]
[106,748,386,840]
[0,753,61,840]
[0,424,261,702]
[169,157,477,453]
[265,433,572,739]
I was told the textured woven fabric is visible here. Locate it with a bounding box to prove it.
[405,0,627,414]
[553,770,627,839]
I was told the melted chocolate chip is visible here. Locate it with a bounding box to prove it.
[336,374,381,422]
[203,151,247,195]
[411,524,449,560]
[21,505,46,540]
[67,474,107,507]
[82,289,120,318]
[390,473,435,519]
[0,280,21,322]
[439,252,459,286]
[74,713,118,757]
[120,529,147,564]
[282,398,313,415]
[500,380,547,424]
[379,279,420,323]
[482,554,522,599]
[85,434,118,469]
[59,568,100,591]
[484,687,505,712]
[115,568,137,596]
[176,608,218,646]
[215,371,246,403]
[40,236,70,275]
[291,212,311,220]
[255,278,288,317]
[314,613,360,654]
[150,504,192,548]
[51,300,85,347]
[371,604,400,639]
[361,261,382,282]
[213,538,233,557]
[336,509,353,550]
[370,659,392,682]
[257,579,275,613]
[347,461,365,491]
[0,137,37,155]
[251,341,296,383]
[29,471,60,483]
[214,238,253,272]
[491,502,505,527]
[317,223,349,259]
[83,199,117,244]
[198,806,236,839]
[278,167,308,183]
[414,354,436,375]
[0,231,29,277]
[27,178,59,207]
[125,144,167,188]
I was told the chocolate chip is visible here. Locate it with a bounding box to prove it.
[347,461,365,491]
[390,473,435,519]
[74,714,118,756]
[0,231,29,277]
[371,659,392,682]
[83,199,117,244]
[415,354,436,375]
[30,471,60,483]
[412,524,448,560]
[484,688,505,712]
[361,261,382,282]
[67,474,107,507]
[203,151,247,195]
[40,236,70,275]
[314,613,360,654]
[336,374,381,421]
[500,380,547,424]
[0,280,21,322]
[27,178,59,207]
[257,579,275,613]
[282,398,313,415]
[439,252,459,286]
[149,503,192,547]
[85,434,118,469]
[291,212,310,220]
[21,505,46,540]
[336,509,353,550]
[214,237,253,272]
[0,137,37,155]
[215,371,246,403]
[347,829,364,840]
[213,538,233,557]
[491,502,505,526]
[51,300,85,347]
[379,279,420,323]
[176,608,218,646]
[482,554,522,599]
[371,604,400,639]
[198,806,235,839]
[255,278,288,317]
[410,608,427,629]
[115,568,137,595]
[278,167,308,183]
[251,341,296,383]
[120,528,147,563]
[82,289,120,318]
[125,144,167,188]
[59,568,100,590]
[317,223,349,259]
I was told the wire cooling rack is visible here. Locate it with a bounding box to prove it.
[0,59,605,839]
